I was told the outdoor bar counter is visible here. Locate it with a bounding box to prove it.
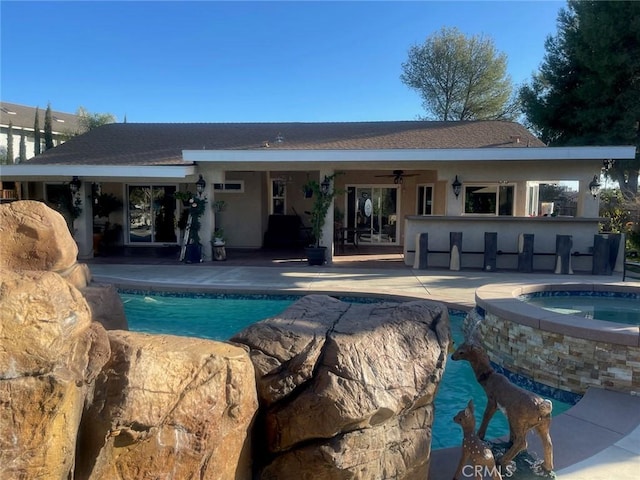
[403,215,621,273]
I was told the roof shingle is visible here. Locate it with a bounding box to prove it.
[24,120,546,166]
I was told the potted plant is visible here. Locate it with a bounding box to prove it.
[212,227,225,246]
[211,227,227,261]
[303,173,341,265]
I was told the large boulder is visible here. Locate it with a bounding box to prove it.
[0,269,111,480]
[77,331,258,480]
[0,200,79,273]
[81,282,129,330]
[231,294,450,479]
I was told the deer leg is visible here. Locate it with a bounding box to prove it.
[535,421,554,472]
[498,433,527,468]
[478,398,497,439]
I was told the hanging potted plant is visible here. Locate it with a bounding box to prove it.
[303,173,341,265]
[184,194,207,263]
[174,190,193,207]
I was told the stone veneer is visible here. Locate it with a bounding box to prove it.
[472,282,640,396]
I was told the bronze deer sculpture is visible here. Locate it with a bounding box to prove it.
[453,399,503,480]
[451,342,554,473]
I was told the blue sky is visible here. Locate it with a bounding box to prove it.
[1,0,565,123]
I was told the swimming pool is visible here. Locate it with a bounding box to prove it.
[119,291,572,449]
[519,290,640,325]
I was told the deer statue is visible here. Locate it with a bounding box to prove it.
[453,399,503,480]
[451,341,554,473]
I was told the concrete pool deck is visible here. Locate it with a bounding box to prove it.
[88,259,640,479]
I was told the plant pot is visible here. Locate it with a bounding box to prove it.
[184,243,202,263]
[305,246,326,266]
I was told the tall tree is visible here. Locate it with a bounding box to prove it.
[400,27,515,121]
[33,107,41,155]
[19,133,26,163]
[7,121,14,164]
[44,103,54,150]
[76,106,116,133]
[520,0,640,199]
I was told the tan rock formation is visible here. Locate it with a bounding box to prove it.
[231,294,450,479]
[77,331,258,480]
[0,269,111,480]
[0,200,79,273]
[81,282,129,330]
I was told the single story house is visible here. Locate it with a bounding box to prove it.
[0,120,635,271]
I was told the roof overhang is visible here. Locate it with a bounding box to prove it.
[0,164,197,181]
[183,146,637,163]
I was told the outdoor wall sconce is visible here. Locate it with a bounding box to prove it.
[69,176,81,195]
[321,176,331,195]
[196,174,206,196]
[588,175,601,198]
[452,175,462,198]
[603,158,615,171]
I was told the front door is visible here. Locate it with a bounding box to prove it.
[346,185,398,244]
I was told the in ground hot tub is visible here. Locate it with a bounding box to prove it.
[471,282,640,395]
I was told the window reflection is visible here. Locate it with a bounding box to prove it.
[128,185,177,243]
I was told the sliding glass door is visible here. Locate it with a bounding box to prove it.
[127,185,177,243]
[345,186,398,244]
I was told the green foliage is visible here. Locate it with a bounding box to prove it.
[7,122,14,163]
[400,27,515,121]
[33,107,41,155]
[303,173,342,248]
[76,106,117,133]
[19,133,26,163]
[44,104,54,150]
[93,192,122,219]
[599,188,628,233]
[174,190,194,202]
[519,0,640,199]
[600,188,640,252]
[184,195,207,245]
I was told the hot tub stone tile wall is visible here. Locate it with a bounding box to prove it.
[474,310,640,396]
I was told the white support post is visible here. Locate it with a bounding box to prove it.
[319,168,335,264]
[74,182,94,259]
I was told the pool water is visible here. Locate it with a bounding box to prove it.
[120,292,572,449]
[520,291,640,326]
[120,293,293,340]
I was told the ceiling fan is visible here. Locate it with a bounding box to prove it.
[374,170,419,184]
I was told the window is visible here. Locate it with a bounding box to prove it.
[417,184,434,215]
[271,179,285,214]
[528,182,578,217]
[213,181,244,192]
[127,185,177,243]
[464,184,514,216]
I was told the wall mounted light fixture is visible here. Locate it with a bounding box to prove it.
[196,174,206,196]
[588,175,601,198]
[452,175,462,198]
[321,176,331,195]
[69,176,81,195]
